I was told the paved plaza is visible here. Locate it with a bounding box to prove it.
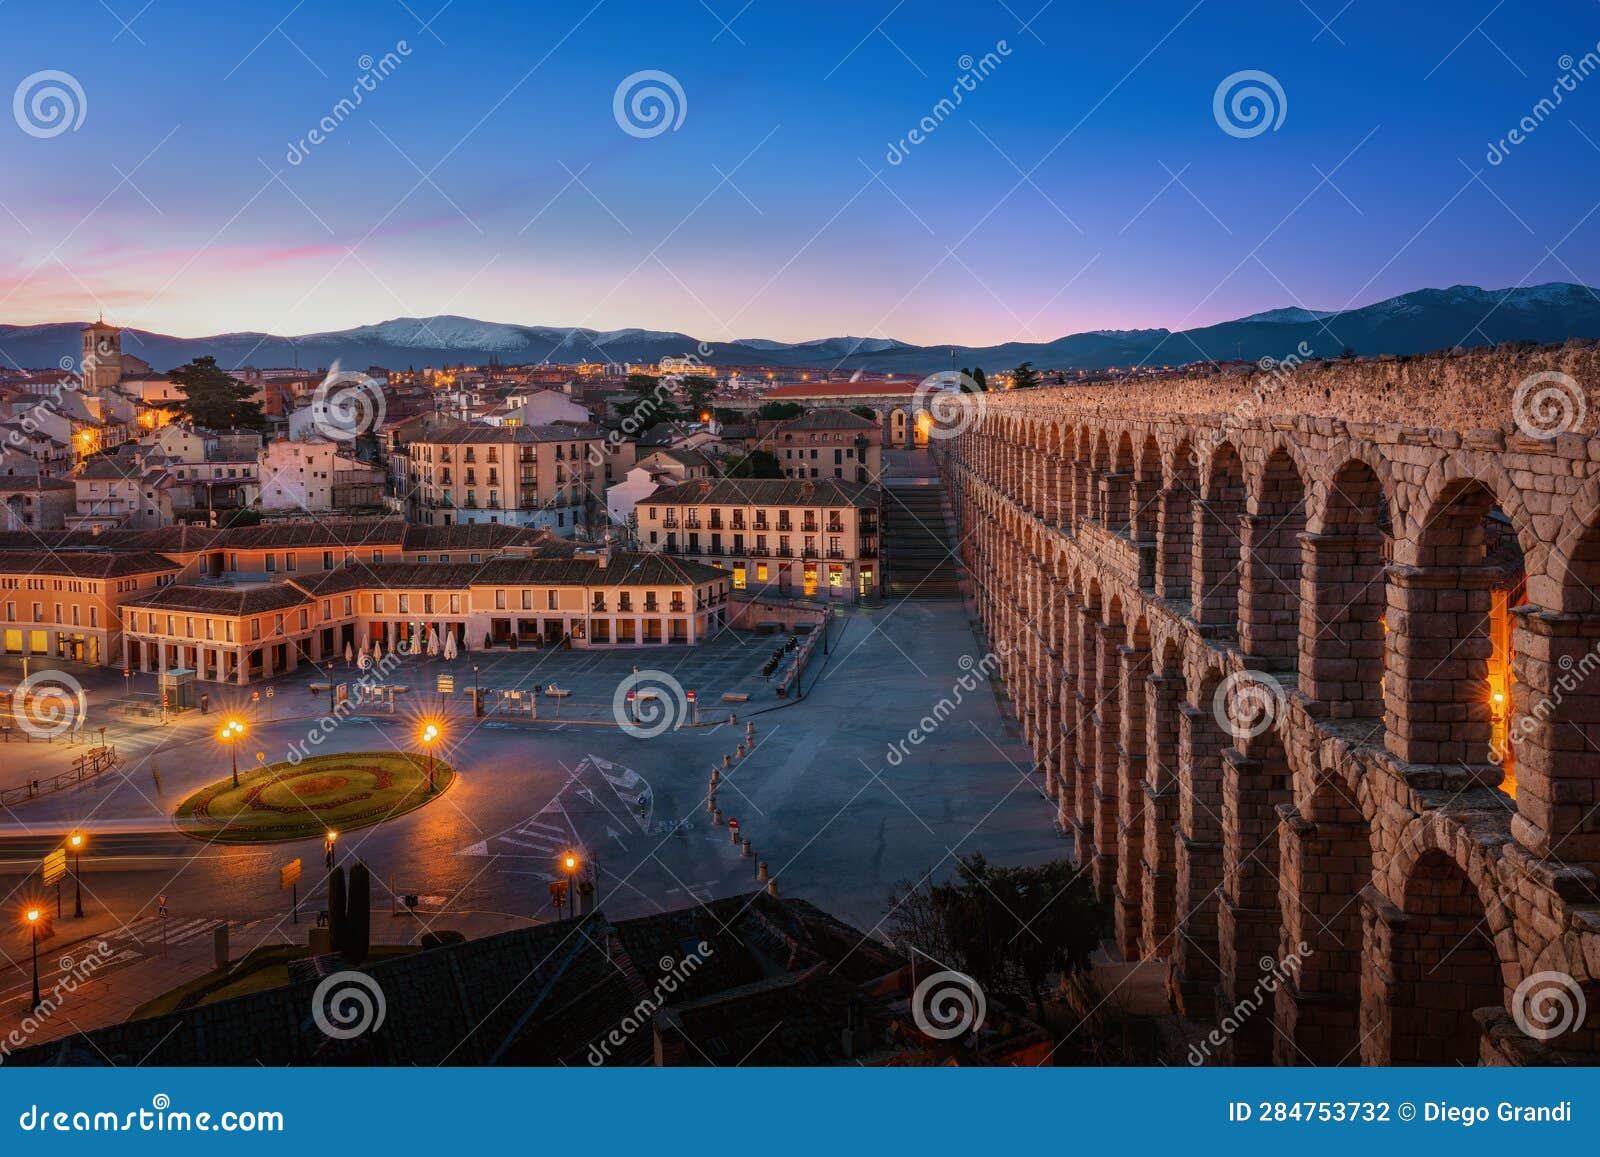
[0,595,1062,1046]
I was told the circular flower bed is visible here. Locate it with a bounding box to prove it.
[174,751,454,845]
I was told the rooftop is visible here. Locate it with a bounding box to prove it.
[647,477,880,508]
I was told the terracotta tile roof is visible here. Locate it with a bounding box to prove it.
[647,477,880,508]
[781,409,878,431]
[413,421,604,444]
[762,380,916,399]
[122,582,313,616]
[0,550,184,579]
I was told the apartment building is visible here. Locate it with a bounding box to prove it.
[774,409,882,483]
[121,550,730,682]
[403,422,608,536]
[635,477,881,601]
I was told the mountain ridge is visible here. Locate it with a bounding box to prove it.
[3,282,1597,376]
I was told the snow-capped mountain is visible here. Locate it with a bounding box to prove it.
[2,283,1596,375]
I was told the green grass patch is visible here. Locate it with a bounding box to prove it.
[174,751,454,845]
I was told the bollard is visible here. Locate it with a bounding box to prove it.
[757,861,769,882]
[766,877,778,897]
[728,712,735,725]
[722,753,731,768]
[729,823,739,844]
[746,721,754,739]
[735,743,745,759]
[710,767,720,783]
[711,807,722,825]
[741,839,752,858]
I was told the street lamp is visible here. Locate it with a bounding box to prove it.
[67,832,84,918]
[218,718,246,788]
[420,722,440,793]
[561,850,580,919]
[25,907,41,1011]
[324,829,339,870]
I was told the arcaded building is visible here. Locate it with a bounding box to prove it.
[936,344,1600,1066]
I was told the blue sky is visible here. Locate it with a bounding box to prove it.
[1,0,1598,345]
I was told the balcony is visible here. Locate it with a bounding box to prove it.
[827,520,844,534]
[827,550,846,560]
[731,517,746,530]
[777,520,793,532]
[776,547,794,558]
[664,517,679,528]
[801,521,819,534]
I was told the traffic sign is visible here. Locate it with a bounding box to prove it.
[279,858,302,889]
[437,674,455,694]
[40,848,66,887]
[158,894,168,917]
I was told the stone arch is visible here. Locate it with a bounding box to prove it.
[1159,438,1199,601]
[1241,447,1306,661]
[1510,511,1600,871]
[1387,476,1524,767]
[1142,636,1185,960]
[1300,457,1390,728]
[1194,442,1246,632]
[1370,848,1502,1065]
[1133,433,1162,562]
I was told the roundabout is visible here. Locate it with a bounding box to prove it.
[174,751,455,845]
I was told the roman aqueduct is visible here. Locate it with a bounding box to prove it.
[932,343,1600,1065]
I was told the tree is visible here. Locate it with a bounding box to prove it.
[327,865,347,954]
[679,375,717,420]
[163,357,268,430]
[756,401,804,421]
[1011,361,1041,390]
[850,405,878,420]
[972,366,987,391]
[618,372,683,431]
[722,449,782,478]
[888,854,1105,1025]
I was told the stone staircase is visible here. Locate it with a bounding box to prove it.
[882,477,962,598]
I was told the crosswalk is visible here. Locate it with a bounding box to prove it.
[457,754,654,876]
